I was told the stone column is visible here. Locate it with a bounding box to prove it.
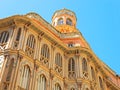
[27,64,34,90]
[21,25,30,51]
[75,54,80,78]
[63,78,68,90]
[77,82,82,90]
[49,69,54,90]
[79,56,83,78]
[87,57,91,81]
[37,32,44,60]
[50,43,56,69]
[63,52,68,78]
[0,54,10,90]
[19,26,26,50]
[9,53,23,90]
[31,60,39,90]
[8,25,17,49]
[34,38,38,59]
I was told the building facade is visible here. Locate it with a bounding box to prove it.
[0,9,120,90]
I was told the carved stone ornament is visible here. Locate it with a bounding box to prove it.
[0,19,15,28]
[82,71,89,79]
[38,32,44,41]
[26,12,42,21]
[40,55,49,67]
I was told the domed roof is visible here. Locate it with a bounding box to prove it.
[52,8,77,21]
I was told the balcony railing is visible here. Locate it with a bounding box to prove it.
[40,55,49,67]
[55,64,62,75]
[25,46,34,58]
[68,71,76,78]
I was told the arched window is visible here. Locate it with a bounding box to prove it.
[16,28,21,41]
[0,31,9,44]
[19,65,30,90]
[55,53,62,73]
[40,44,50,66]
[37,74,46,90]
[26,35,35,49]
[25,34,36,57]
[41,44,49,59]
[68,58,75,72]
[57,18,63,25]
[99,77,104,90]
[91,67,96,80]
[55,53,62,67]
[66,18,72,26]
[82,58,88,72]
[68,58,75,78]
[14,28,22,48]
[54,83,61,90]
[82,58,89,78]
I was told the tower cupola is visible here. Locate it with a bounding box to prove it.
[52,8,77,33]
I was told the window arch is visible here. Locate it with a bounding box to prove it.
[0,31,9,44]
[55,53,62,67]
[41,44,50,59]
[25,34,36,57]
[82,58,88,72]
[37,74,46,90]
[54,83,61,90]
[57,18,63,25]
[26,35,36,49]
[99,77,104,90]
[19,65,30,90]
[55,53,62,73]
[91,67,96,80]
[68,58,75,78]
[66,18,72,26]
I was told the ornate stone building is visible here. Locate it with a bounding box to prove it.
[0,9,120,90]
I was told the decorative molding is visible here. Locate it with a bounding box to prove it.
[49,69,54,80]
[38,32,44,41]
[0,19,15,28]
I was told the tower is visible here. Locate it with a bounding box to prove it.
[52,8,77,33]
[52,8,90,49]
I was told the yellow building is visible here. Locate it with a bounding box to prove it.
[0,8,120,90]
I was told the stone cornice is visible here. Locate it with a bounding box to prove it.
[105,78,120,90]
[0,18,15,28]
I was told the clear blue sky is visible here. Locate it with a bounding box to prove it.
[0,0,120,74]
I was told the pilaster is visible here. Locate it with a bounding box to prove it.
[0,54,10,90]
[79,56,83,78]
[9,53,23,90]
[7,25,16,49]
